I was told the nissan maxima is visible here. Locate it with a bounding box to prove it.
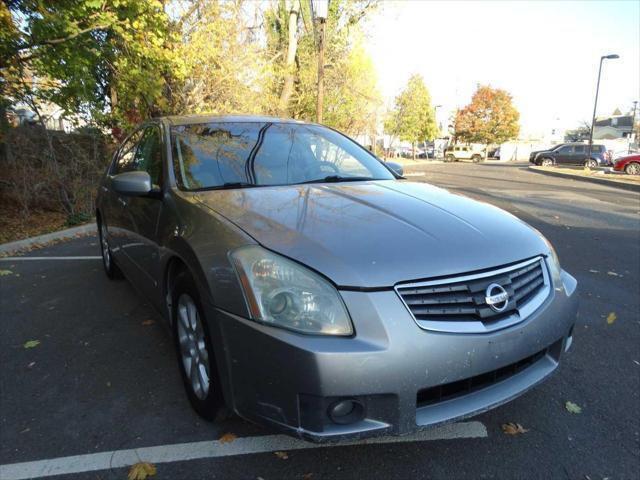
[96,115,578,441]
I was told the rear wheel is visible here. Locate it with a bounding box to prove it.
[540,158,553,167]
[98,220,122,279]
[625,162,640,175]
[172,272,227,421]
[585,159,598,168]
[471,154,482,163]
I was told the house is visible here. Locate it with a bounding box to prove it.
[593,114,634,140]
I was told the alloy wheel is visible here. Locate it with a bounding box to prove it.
[625,163,640,175]
[100,223,111,270]
[177,294,210,400]
[541,159,553,167]
[586,159,598,168]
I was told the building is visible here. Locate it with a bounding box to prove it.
[593,114,634,140]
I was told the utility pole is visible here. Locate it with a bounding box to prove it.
[631,100,638,154]
[316,17,325,124]
[587,54,619,163]
[312,0,329,124]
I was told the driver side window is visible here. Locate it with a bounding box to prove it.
[112,126,163,188]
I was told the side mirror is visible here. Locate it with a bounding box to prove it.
[386,161,404,177]
[111,171,152,196]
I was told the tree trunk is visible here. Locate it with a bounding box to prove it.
[412,142,416,160]
[277,0,300,117]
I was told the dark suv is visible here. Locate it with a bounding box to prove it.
[529,143,610,167]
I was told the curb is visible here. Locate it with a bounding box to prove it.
[0,222,97,256]
[528,166,640,193]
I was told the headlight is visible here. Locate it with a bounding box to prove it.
[543,238,562,286]
[230,246,353,336]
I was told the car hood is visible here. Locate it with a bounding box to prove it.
[195,180,549,288]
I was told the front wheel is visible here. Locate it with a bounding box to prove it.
[625,162,640,175]
[585,159,598,168]
[172,272,227,421]
[98,221,122,279]
[445,154,455,162]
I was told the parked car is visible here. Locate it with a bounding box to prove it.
[96,115,578,442]
[444,145,484,162]
[529,143,610,167]
[489,147,500,160]
[612,154,640,175]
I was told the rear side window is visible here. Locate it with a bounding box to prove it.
[574,145,585,154]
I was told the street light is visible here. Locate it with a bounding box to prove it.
[587,54,619,164]
[312,0,329,123]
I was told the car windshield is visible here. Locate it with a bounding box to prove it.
[171,122,395,190]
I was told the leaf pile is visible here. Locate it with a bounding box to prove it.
[501,422,529,435]
[128,462,156,480]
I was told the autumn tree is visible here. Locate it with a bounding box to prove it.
[385,74,438,159]
[170,0,272,116]
[1,0,180,130]
[454,85,520,156]
[265,0,381,135]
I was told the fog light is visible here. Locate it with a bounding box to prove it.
[327,399,365,425]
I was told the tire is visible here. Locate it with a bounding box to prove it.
[98,220,122,279]
[625,162,640,175]
[171,271,227,422]
[540,158,553,167]
[585,159,598,168]
[472,154,482,163]
[445,154,455,162]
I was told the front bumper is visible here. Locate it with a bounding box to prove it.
[213,270,578,442]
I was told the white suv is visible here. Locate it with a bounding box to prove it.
[445,145,484,163]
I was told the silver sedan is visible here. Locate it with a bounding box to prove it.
[96,115,578,442]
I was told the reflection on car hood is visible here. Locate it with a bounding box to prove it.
[195,180,548,288]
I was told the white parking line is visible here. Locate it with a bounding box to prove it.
[0,256,101,261]
[0,422,487,480]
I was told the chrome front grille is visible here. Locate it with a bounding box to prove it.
[396,257,550,333]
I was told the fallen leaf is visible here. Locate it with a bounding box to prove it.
[588,269,599,273]
[607,271,618,277]
[218,433,237,444]
[27,362,36,368]
[274,451,289,460]
[606,312,617,325]
[20,428,30,434]
[565,401,582,414]
[128,462,156,480]
[0,269,13,276]
[141,319,155,326]
[501,422,529,435]
[23,340,40,349]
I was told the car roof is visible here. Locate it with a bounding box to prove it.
[156,114,310,127]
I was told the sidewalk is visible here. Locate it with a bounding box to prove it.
[0,222,97,256]
[528,166,640,192]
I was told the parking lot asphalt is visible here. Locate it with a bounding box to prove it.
[1,162,639,479]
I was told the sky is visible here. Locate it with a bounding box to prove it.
[364,0,640,137]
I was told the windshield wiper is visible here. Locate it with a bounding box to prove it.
[299,175,374,185]
[193,182,257,191]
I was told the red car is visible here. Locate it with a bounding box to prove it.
[613,154,640,175]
